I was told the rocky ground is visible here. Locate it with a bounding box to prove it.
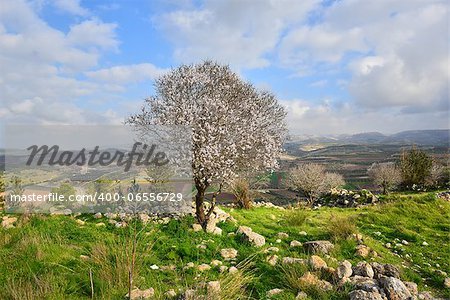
[0,191,449,299]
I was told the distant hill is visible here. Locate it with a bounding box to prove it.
[286,129,449,148]
[382,130,449,145]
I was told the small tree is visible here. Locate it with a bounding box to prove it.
[287,163,344,205]
[399,147,432,188]
[428,163,449,188]
[368,162,401,194]
[127,61,287,227]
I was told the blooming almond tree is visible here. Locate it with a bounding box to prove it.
[127,61,287,227]
[368,162,401,194]
[287,163,344,205]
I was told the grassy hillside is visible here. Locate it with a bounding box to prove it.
[0,192,448,299]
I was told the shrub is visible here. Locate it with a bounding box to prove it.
[286,163,345,205]
[284,209,308,227]
[326,215,357,241]
[230,178,252,209]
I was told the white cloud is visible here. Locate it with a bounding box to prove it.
[282,99,449,135]
[278,0,449,114]
[0,0,121,125]
[85,63,167,84]
[52,0,89,16]
[156,0,320,69]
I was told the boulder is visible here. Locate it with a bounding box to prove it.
[308,255,327,270]
[266,254,278,266]
[192,224,202,232]
[303,240,334,254]
[266,289,283,297]
[164,289,177,298]
[125,288,155,300]
[282,257,306,265]
[220,248,238,260]
[349,290,383,300]
[236,226,265,247]
[404,282,418,296]
[379,277,412,300]
[444,277,450,288]
[197,264,211,272]
[355,245,370,258]
[295,291,308,299]
[1,216,17,229]
[277,232,289,238]
[353,262,374,278]
[383,264,400,279]
[335,260,353,280]
[290,240,302,247]
[210,260,222,267]
[298,272,333,291]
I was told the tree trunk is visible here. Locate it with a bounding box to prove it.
[195,187,206,228]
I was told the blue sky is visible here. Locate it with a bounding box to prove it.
[0,0,448,135]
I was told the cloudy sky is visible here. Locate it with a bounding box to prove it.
[0,0,448,136]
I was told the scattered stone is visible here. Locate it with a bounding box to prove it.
[266,254,278,266]
[275,239,282,243]
[308,255,327,270]
[184,262,194,270]
[383,264,400,279]
[265,246,280,253]
[404,281,418,296]
[385,243,392,248]
[183,289,196,300]
[79,255,90,261]
[295,291,308,299]
[303,240,334,254]
[379,276,412,300]
[348,290,383,300]
[95,222,105,227]
[210,260,222,267]
[335,260,353,280]
[196,244,207,250]
[192,224,202,232]
[444,277,450,288]
[164,289,177,298]
[236,226,265,247]
[352,233,364,243]
[353,262,374,278]
[229,266,238,274]
[125,288,155,300]
[299,231,308,236]
[211,226,222,235]
[355,245,370,258]
[290,240,302,247]
[220,248,238,260]
[282,257,306,265]
[150,264,159,270]
[1,216,17,228]
[266,289,283,297]
[197,264,211,272]
[94,212,102,219]
[75,219,85,226]
[422,241,429,246]
[298,272,333,291]
[277,232,289,238]
[401,240,409,245]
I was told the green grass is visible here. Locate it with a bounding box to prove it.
[0,191,449,299]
